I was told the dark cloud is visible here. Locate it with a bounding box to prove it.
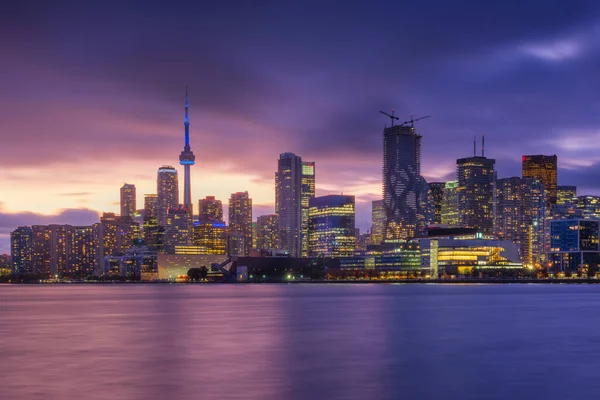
[0,207,100,236]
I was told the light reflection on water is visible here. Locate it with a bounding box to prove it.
[2,284,600,399]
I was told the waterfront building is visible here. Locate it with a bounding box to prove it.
[157,253,228,281]
[557,186,577,205]
[371,200,385,245]
[193,221,227,255]
[308,195,356,257]
[66,226,95,277]
[549,219,600,274]
[11,226,33,275]
[429,182,445,224]
[340,241,421,276]
[120,183,136,218]
[199,196,223,224]
[164,206,192,252]
[275,153,303,256]
[383,124,421,240]
[576,195,600,220]
[100,240,157,280]
[157,165,179,227]
[256,214,279,250]
[457,155,496,234]
[441,180,459,226]
[179,87,195,218]
[229,192,253,256]
[522,154,557,205]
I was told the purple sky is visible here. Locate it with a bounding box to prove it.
[2,1,600,253]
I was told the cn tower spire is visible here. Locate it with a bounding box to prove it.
[179,86,195,219]
[184,85,190,151]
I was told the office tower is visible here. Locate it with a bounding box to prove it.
[11,226,33,275]
[229,192,253,256]
[256,214,279,250]
[301,161,316,256]
[179,87,196,217]
[550,220,600,273]
[31,225,51,277]
[522,155,557,205]
[496,177,546,266]
[429,182,445,224]
[144,194,158,219]
[120,183,136,218]
[66,226,95,277]
[157,165,179,226]
[276,153,303,256]
[142,194,163,251]
[383,124,421,240]
[419,177,435,233]
[164,206,192,252]
[193,221,227,254]
[371,200,385,245]
[441,181,459,226]
[199,196,223,224]
[457,155,496,234]
[308,195,356,257]
[48,225,68,277]
[557,186,577,205]
[577,196,600,220]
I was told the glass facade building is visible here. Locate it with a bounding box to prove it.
[228,191,253,256]
[157,165,179,227]
[256,214,279,250]
[522,154,557,205]
[557,185,577,205]
[308,195,356,257]
[301,161,316,256]
[429,182,445,224]
[441,180,459,226]
[371,200,385,245]
[457,156,496,234]
[199,196,223,224]
[11,226,33,275]
[550,220,600,273]
[120,183,136,218]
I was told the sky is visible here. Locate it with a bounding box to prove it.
[2,1,600,253]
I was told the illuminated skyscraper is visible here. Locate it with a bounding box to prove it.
[193,221,227,255]
[32,225,51,277]
[308,195,356,257]
[66,226,95,277]
[557,185,577,205]
[179,87,195,217]
[301,161,316,256]
[199,196,223,224]
[94,213,139,274]
[383,125,421,240]
[441,180,459,226]
[229,192,253,256]
[157,165,179,226]
[276,153,303,256]
[577,195,600,220]
[419,177,435,233]
[256,214,279,250]
[429,182,445,224]
[144,194,158,220]
[11,226,33,275]
[457,156,496,234]
[522,155,557,205]
[164,206,192,252]
[371,200,385,245]
[120,183,136,218]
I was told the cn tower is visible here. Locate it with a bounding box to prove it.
[179,86,195,217]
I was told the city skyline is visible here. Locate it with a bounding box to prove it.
[3,1,600,254]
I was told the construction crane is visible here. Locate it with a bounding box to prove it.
[400,114,431,128]
[379,110,399,126]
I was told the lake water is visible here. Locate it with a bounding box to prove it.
[2,284,600,399]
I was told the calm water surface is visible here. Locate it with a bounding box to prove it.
[2,284,600,399]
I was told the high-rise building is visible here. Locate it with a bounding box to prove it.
[495,177,546,266]
[164,206,192,252]
[550,220,600,273]
[577,196,600,220]
[94,213,139,274]
[418,177,435,234]
[429,182,445,224]
[301,161,316,256]
[371,200,385,245]
[11,226,33,275]
[179,87,195,217]
[557,186,577,205]
[144,194,158,220]
[229,192,253,256]
[199,196,223,224]
[142,194,163,252]
[157,165,179,226]
[522,155,557,205]
[383,125,421,240]
[276,153,303,256]
[308,195,356,257]
[32,225,51,277]
[457,156,496,234]
[120,183,136,218]
[66,226,95,277]
[256,214,279,250]
[441,180,459,226]
[193,221,227,255]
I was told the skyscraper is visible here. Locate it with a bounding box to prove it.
[457,155,496,234]
[11,226,33,275]
[193,221,227,255]
[308,195,356,257]
[32,225,51,277]
[301,161,316,256]
[66,226,96,277]
[179,87,195,217]
[157,165,179,226]
[229,192,253,256]
[441,180,459,226]
[383,125,421,240]
[144,194,158,220]
[256,214,279,250]
[371,200,385,245]
[120,183,136,218]
[199,196,223,224]
[164,206,192,252]
[276,153,303,256]
[429,182,445,224]
[522,155,557,205]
